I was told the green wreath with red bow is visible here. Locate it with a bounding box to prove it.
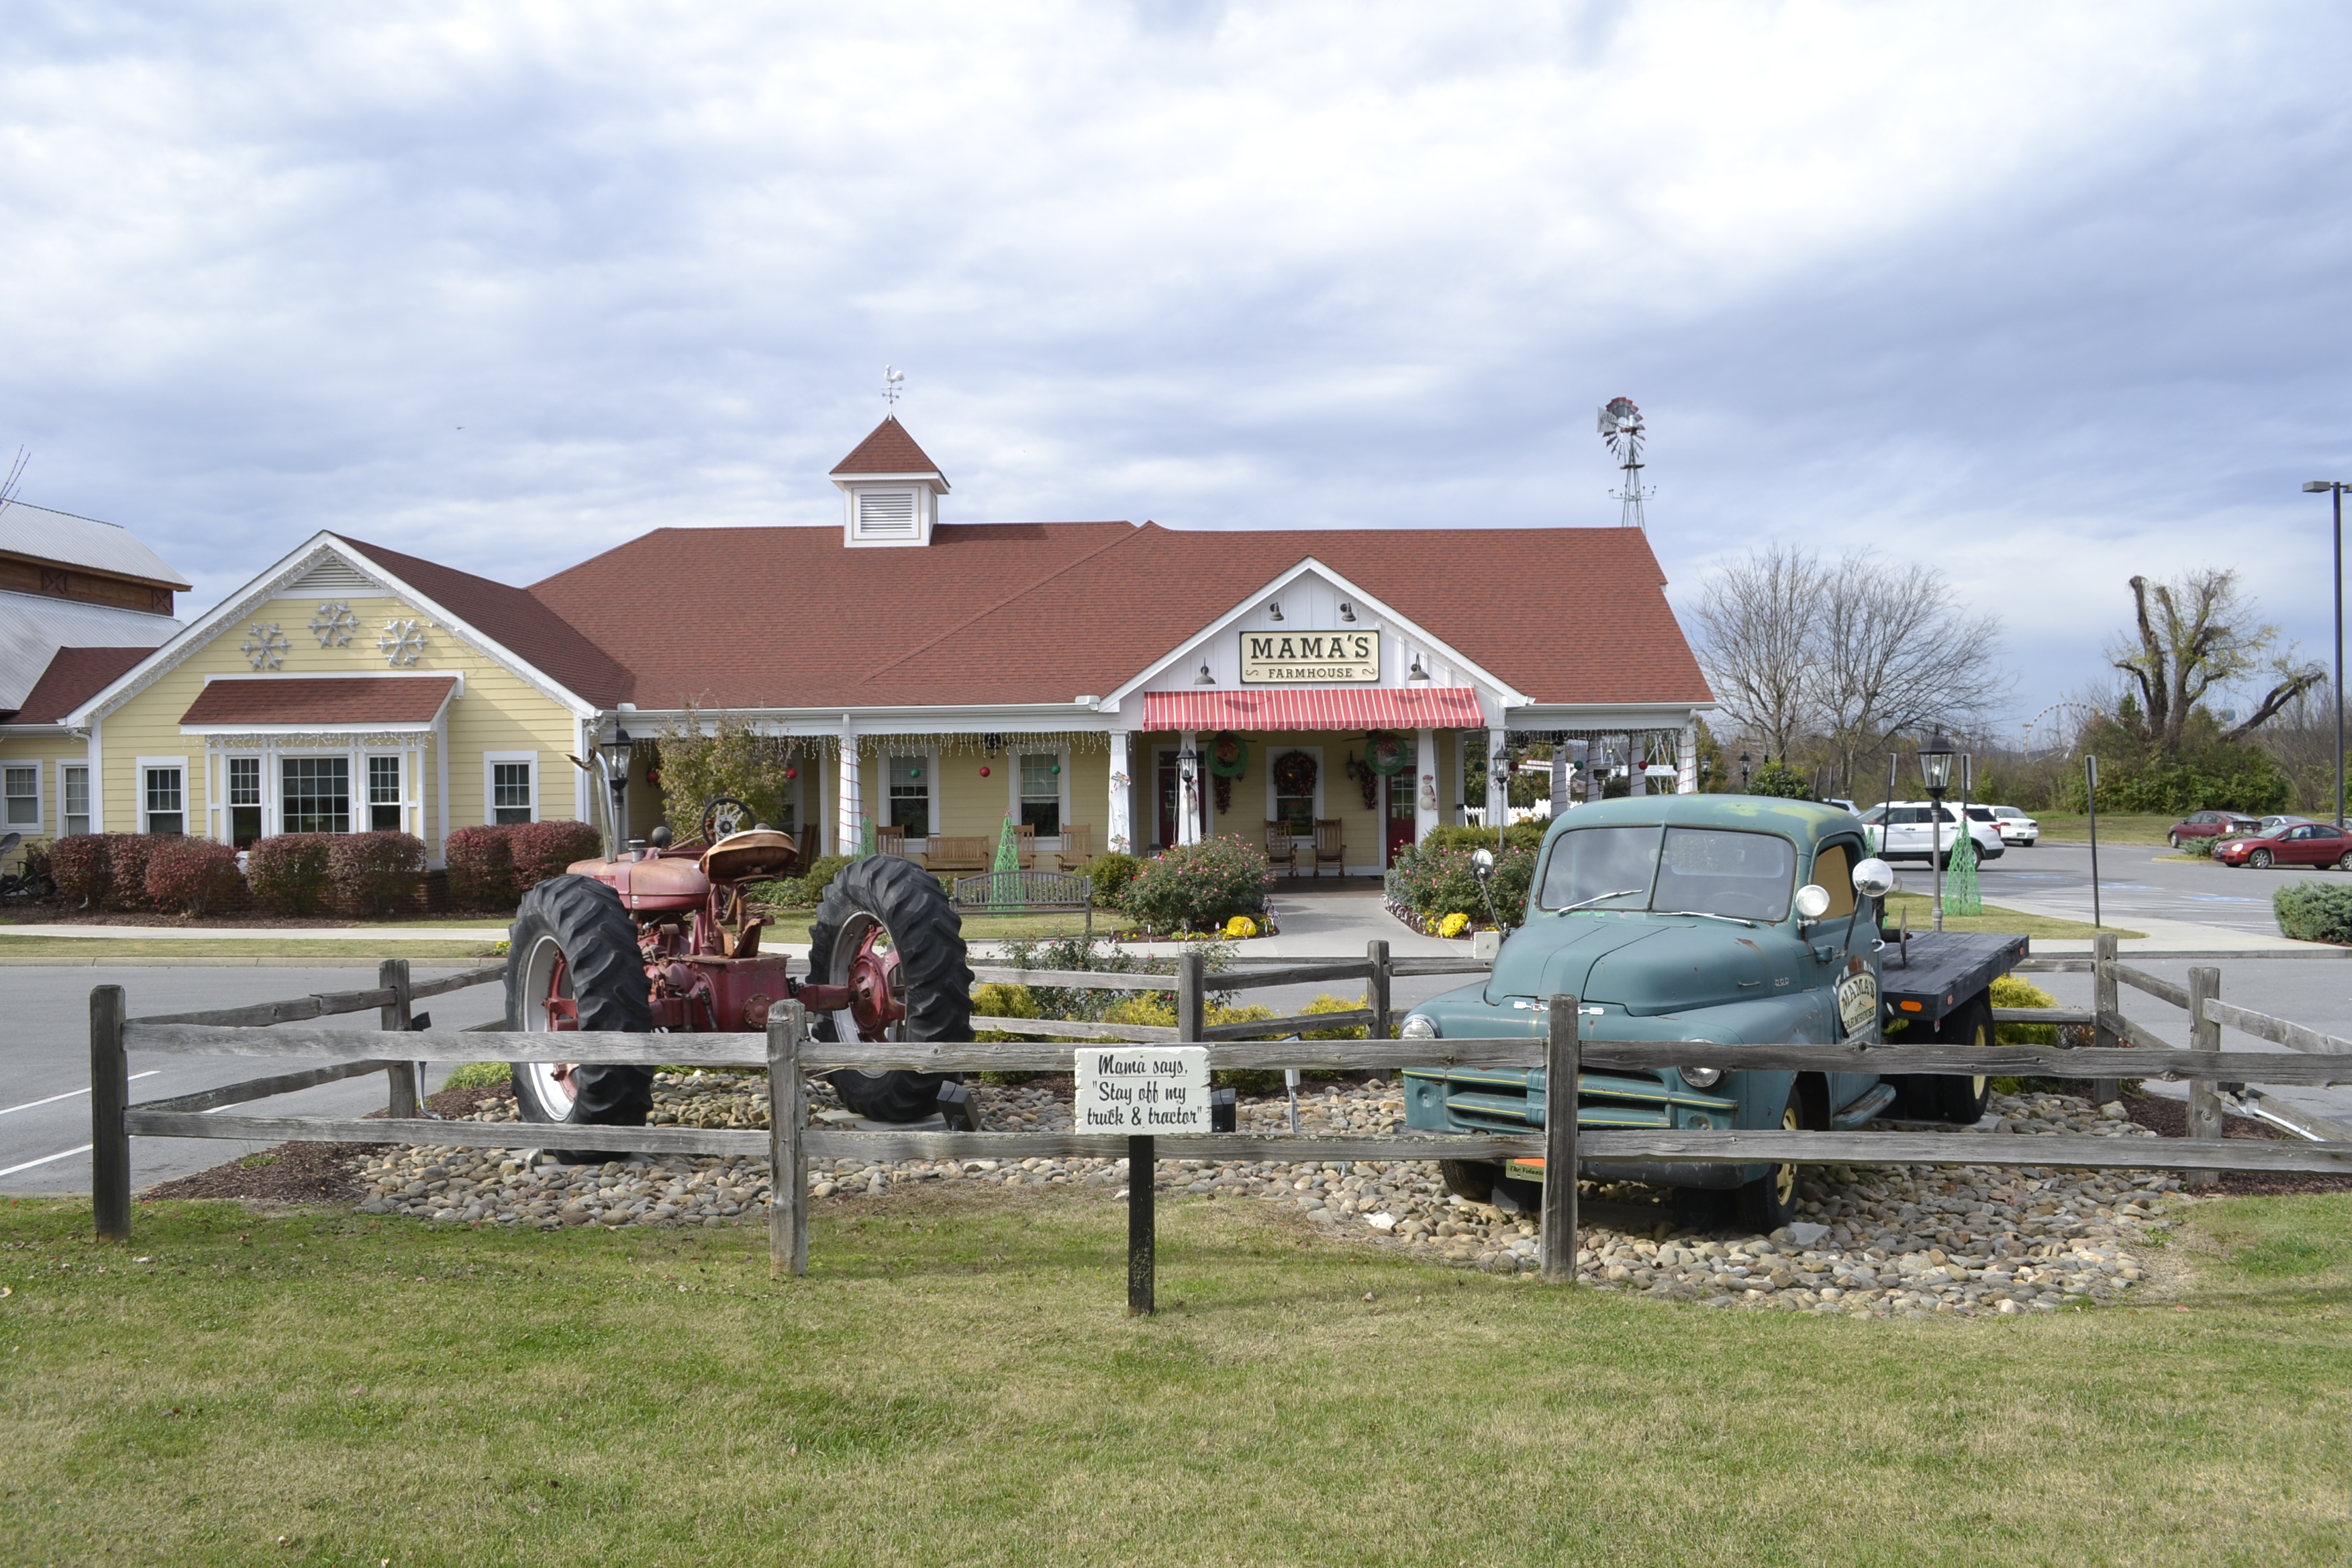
[1363,731,1408,776]
[1207,730,1250,779]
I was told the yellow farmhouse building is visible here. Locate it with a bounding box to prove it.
[1,417,1713,874]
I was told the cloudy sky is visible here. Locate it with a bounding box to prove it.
[4,1,2349,728]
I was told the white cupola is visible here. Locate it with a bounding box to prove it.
[830,416,949,548]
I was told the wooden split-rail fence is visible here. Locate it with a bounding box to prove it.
[87,939,2352,1311]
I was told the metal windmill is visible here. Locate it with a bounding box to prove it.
[1597,396,1652,528]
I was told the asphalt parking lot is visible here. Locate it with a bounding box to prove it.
[1922,839,2334,937]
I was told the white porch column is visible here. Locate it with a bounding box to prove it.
[1678,721,1699,794]
[1177,731,1201,846]
[1108,731,1132,854]
[837,725,863,855]
[1415,727,1439,846]
[1486,732,1509,836]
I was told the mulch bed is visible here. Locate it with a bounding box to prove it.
[141,1083,510,1205]
[2123,1090,2352,1196]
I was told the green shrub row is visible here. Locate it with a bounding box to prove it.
[2276,882,2352,944]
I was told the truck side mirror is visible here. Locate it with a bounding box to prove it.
[1851,858,1895,900]
[1471,848,1495,881]
[1794,884,1832,921]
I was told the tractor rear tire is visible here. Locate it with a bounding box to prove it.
[808,855,973,1123]
[506,875,655,1162]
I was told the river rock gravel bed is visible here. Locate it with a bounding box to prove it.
[350,1077,2180,1316]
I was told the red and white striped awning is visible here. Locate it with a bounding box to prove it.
[1140,686,1485,732]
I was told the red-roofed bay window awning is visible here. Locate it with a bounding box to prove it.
[1140,687,1486,732]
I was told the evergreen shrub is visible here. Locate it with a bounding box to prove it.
[443,826,514,911]
[327,831,426,915]
[246,834,334,917]
[142,838,243,916]
[2275,882,2352,944]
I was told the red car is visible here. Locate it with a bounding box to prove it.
[2168,810,2259,848]
[2214,821,2352,869]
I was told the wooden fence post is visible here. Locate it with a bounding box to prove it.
[1128,1133,1156,1316]
[2090,931,2121,1105]
[1367,938,1392,1041]
[2185,966,2222,1188]
[90,985,130,1241]
[1175,951,1205,1044]
[767,1001,808,1278]
[380,958,419,1120]
[1540,992,1580,1284]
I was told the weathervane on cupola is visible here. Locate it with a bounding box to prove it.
[883,364,904,411]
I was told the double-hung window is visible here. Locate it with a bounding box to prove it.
[368,756,404,831]
[887,755,930,837]
[144,766,186,835]
[491,762,533,824]
[3,765,37,830]
[282,757,350,834]
[61,766,89,837]
[1017,754,1061,838]
[228,757,262,847]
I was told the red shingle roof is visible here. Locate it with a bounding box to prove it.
[4,647,151,723]
[181,676,458,726]
[830,416,946,478]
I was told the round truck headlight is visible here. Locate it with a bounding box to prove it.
[1680,1066,1723,1088]
[1401,1014,1439,1039]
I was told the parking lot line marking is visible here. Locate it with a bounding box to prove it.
[0,1143,93,1179]
[0,1071,158,1119]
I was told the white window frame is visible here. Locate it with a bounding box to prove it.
[1264,744,1325,843]
[59,762,90,838]
[484,751,539,826]
[1008,745,1072,847]
[3,761,42,833]
[364,751,410,834]
[882,747,937,843]
[137,755,191,836]
[278,749,355,834]
[222,753,264,847]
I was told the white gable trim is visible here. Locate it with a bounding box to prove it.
[1097,558,1532,718]
[67,535,600,727]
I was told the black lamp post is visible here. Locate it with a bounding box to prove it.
[1490,739,1510,844]
[1177,746,1200,844]
[2306,480,2349,830]
[1918,730,1955,932]
[1738,752,1752,791]
[599,728,634,851]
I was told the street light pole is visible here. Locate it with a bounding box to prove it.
[1918,731,1955,933]
[2308,480,2350,830]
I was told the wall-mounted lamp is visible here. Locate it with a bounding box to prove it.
[1407,656,1431,685]
[1267,600,1283,621]
[1338,601,1355,622]
[1194,663,1215,686]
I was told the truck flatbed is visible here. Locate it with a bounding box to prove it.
[1878,928,2027,1028]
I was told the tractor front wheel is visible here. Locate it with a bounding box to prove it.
[506,875,654,1162]
[808,855,973,1123]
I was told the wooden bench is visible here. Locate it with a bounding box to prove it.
[920,836,994,875]
[952,869,1094,934]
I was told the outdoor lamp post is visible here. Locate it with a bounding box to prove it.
[1490,739,1510,840]
[1738,752,1752,791]
[2304,480,2349,829]
[1178,746,1201,845]
[1918,730,1955,932]
[599,728,634,849]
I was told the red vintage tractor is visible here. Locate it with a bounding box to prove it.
[504,795,973,1155]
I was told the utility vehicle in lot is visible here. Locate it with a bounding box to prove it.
[1401,796,2025,1229]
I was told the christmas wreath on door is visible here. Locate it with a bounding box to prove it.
[1272,750,1318,800]
[1363,730,1408,775]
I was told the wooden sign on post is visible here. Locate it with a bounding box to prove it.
[1076,1046,1211,1133]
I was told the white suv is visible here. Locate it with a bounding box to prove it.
[1985,804,2039,846]
[1857,801,2006,865]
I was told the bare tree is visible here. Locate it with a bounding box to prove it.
[1688,546,1825,763]
[2108,569,2322,753]
[1814,555,2007,793]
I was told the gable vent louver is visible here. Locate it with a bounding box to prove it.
[854,490,918,539]
[287,559,380,595]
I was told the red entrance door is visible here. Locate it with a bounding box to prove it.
[1384,772,1416,866]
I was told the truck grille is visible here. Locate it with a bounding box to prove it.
[1406,1067,1734,1131]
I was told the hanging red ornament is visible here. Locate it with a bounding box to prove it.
[979,765,991,777]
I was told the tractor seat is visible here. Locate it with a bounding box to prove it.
[701,827,800,883]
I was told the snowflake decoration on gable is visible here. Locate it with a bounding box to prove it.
[239,623,291,670]
[310,600,359,647]
[378,618,429,667]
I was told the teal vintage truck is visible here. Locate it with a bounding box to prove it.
[1401,794,2025,1230]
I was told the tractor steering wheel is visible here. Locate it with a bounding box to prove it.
[700,796,755,845]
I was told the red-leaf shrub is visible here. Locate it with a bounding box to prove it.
[1120,835,1273,932]
[327,830,427,915]
[48,834,110,909]
[506,819,603,895]
[246,833,334,917]
[144,838,244,916]
[105,833,157,911]
[444,825,516,911]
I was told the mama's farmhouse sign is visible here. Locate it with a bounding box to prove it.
[1238,629,1380,685]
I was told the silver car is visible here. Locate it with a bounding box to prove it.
[1858,801,2006,865]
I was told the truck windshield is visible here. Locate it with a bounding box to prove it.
[1536,826,1798,922]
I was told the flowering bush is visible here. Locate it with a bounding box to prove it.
[105,834,157,910]
[1120,835,1273,934]
[144,838,244,915]
[505,819,602,895]
[49,834,110,909]
[1387,838,1537,928]
[444,826,515,910]
[246,834,335,916]
[328,831,426,915]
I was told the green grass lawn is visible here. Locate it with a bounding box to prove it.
[1880,891,2144,941]
[0,936,504,960]
[3,1188,2347,1565]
